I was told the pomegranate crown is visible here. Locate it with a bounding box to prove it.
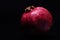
[25,5,35,12]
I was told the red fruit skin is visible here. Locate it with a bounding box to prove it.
[21,7,53,32]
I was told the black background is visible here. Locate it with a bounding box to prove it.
[0,0,60,40]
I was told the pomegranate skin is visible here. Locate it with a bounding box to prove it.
[21,7,53,33]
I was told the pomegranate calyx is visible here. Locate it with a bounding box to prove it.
[25,6,35,13]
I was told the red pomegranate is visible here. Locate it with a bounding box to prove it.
[20,6,53,33]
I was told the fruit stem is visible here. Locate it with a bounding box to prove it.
[25,5,35,12]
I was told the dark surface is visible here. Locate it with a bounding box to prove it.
[0,0,60,40]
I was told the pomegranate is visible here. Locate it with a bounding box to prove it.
[20,6,53,33]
